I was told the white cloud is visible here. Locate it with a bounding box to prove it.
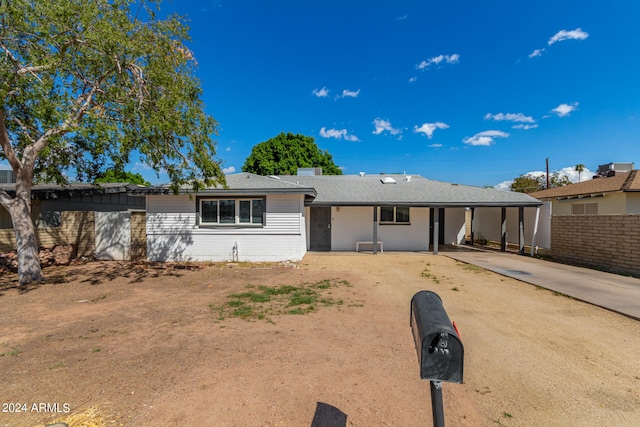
[225,147,231,152]
[429,143,443,148]
[312,87,329,98]
[413,122,449,139]
[484,112,535,123]
[552,102,578,117]
[395,15,408,21]
[336,89,360,99]
[372,118,402,135]
[463,130,509,146]
[494,180,514,191]
[223,166,236,174]
[512,124,539,130]
[494,165,593,190]
[548,28,589,45]
[528,48,546,58]
[408,76,417,83]
[417,54,460,70]
[319,127,360,142]
[558,166,593,183]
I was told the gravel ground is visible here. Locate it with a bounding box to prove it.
[0,252,638,426]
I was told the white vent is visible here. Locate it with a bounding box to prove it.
[359,172,366,177]
[404,175,412,182]
[381,177,397,184]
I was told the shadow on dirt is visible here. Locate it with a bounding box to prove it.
[0,261,202,297]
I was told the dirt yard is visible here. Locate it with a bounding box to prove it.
[1,252,639,427]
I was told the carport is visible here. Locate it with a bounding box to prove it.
[278,173,542,255]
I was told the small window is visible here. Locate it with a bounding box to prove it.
[572,203,598,215]
[380,206,410,224]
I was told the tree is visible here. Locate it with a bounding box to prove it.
[94,169,150,186]
[574,163,585,182]
[0,0,224,284]
[242,132,342,175]
[510,172,570,193]
[510,174,544,193]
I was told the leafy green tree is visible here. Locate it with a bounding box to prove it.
[510,172,570,193]
[0,0,224,284]
[510,174,544,193]
[95,169,150,186]
[242,132,342,175]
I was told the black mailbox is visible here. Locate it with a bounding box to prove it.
[410,291,464,383]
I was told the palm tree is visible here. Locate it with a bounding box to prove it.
[575,163,585,182]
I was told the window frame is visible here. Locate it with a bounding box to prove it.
[197,196,266,226]
[379,206,410,224]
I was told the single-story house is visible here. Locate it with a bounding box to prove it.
[529,170,640,215]
[141,172,542,262]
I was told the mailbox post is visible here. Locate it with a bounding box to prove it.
[410,291,464,427]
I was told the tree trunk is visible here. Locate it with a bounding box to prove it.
[8,190,45,285]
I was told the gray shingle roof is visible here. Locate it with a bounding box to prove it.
[138,173,317,196]
[137,173,540,207]
[278,174,542,207]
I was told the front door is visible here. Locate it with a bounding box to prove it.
[310,207,331,251]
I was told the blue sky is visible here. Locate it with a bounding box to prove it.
[93,1,640,187]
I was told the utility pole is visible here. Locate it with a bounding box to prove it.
[546,157,550,189]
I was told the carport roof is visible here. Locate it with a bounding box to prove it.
[277,174,542,207]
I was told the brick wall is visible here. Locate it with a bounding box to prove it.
[551,215,640,276]
[0,211,95,257]
[130,211,147,261]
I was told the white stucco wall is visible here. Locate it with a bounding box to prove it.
[444,208,466,245]
[146,194,307,262]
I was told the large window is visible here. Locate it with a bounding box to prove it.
[199,198,265,225]
[380,206,410,224]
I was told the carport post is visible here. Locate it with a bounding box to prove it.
[433,208,439,255]
[372,206,378,255]
[470,208,475,246]
[519,207,525,255]
[530,206,541,256]
[500,207,507,252]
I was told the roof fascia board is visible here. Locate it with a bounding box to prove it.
[305,201,542,208]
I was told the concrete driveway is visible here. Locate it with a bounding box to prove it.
[443,246,640,320]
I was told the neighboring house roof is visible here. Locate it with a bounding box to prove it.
[139,173,317,197]
[530,170,640,200]
[0,182,143,200]
[278,174,541,207]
